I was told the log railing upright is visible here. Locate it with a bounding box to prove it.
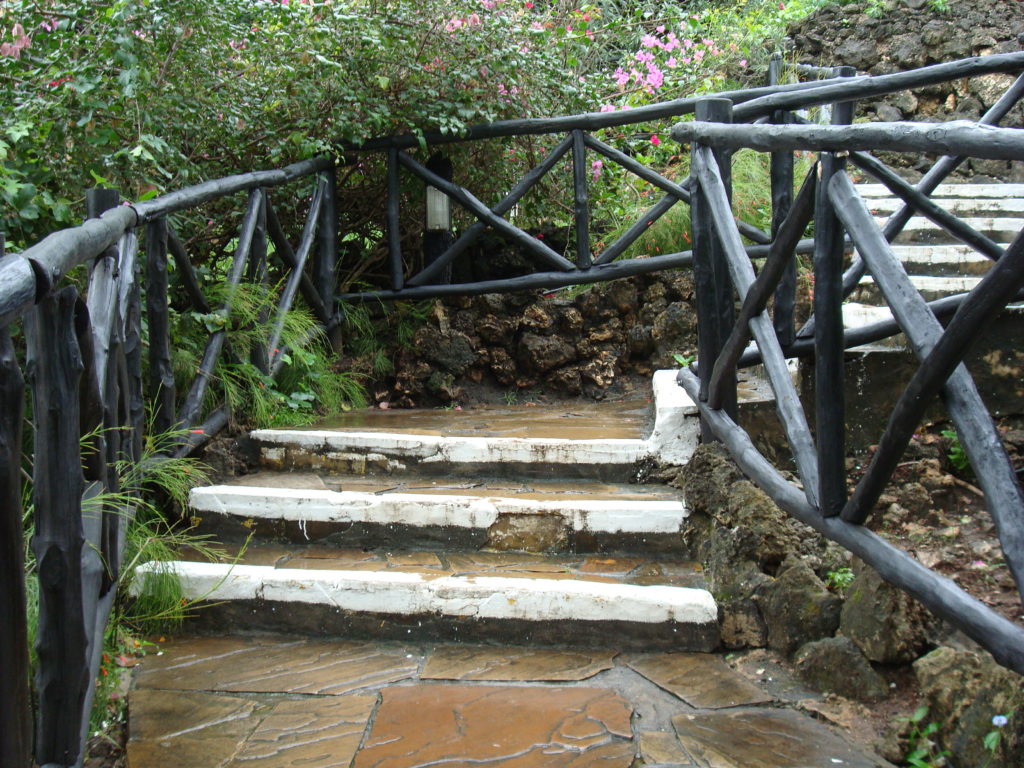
[0,155,337,767]
[670,56,1024,675]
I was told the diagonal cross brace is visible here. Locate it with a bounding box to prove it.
[828,170,1024,596]
[692,145,820,508]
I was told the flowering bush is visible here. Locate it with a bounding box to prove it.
[0,0,601,249]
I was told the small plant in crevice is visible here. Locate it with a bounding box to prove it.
[902,705,951,768]
[983,712,1014,767]
[825,566,855,595]
[940,428,971,474]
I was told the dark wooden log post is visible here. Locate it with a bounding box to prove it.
[27,286,89,767]
[387,148,404,291]
[265,199,331,325]
[146,217,175,438]
[423,153,454,285]
[119,232,145,467]
[768,54,797,348]
[316,165,342,349]
[691,97,737,437]
[269,179,326,368]
[813,66,855,517]
[167,228,212,314]
[248,192,270,375]
[0,326,32,768]
[571,129,591,268]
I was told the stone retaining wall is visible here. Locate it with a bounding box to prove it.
[787,0,1024,182]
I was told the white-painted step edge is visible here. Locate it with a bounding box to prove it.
[875,216,1024,236]
[190,484,688,534]
[134,561,718,625]
[856,183,1024,199]
[255,369,707,468]
[884,243,997,262]
[857,274,983,293]
[862,199,1024,215]
[255,430,652,467]
[842,303,895,330]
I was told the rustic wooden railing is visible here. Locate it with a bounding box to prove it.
[668,56,1024,676]
[338,52,1024,306]
[4,49,1024,766]
[0,156,338,767]
[338,51,1024,673]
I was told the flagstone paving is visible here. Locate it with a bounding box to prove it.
[421,645,616,682]
[127,635,894,768]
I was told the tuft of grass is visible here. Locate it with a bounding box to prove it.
[170,282,367,429]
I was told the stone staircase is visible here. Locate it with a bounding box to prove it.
[845,182,1024,324]
[834,183,1024,445]
[126,371,896,768]
[118,187,1024,767]
[138,371,724,649]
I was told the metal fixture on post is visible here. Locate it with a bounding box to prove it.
[424,152,453,285]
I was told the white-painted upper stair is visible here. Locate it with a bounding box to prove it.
[845,183,1024,325]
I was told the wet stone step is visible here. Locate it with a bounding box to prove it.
[861,195,1024,217]
[189,471,691,554]
[250,372,779,481]
[880,216,1023,245]
[856,182,1024,200]
[852,273,985,304]
[139,545,718,650]
[254,399,658,482]
[127,635,894,768]
[881,244,994,276]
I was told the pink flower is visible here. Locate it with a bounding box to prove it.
[666,57,677,68]
[525,1,533,7]
[650,135,661,146]
[635,50,654,63]
[656,25,666,33]
[467,12,482,26]
[641,34,659,49]
[599,104,617,112]
[614,67,630,87]
[591,160,603,180]
[739,59,747,67]
[646,66,664,89]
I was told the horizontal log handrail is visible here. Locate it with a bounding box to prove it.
[671,120,1024,160]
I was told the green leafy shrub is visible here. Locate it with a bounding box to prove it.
[0,0,602,250]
